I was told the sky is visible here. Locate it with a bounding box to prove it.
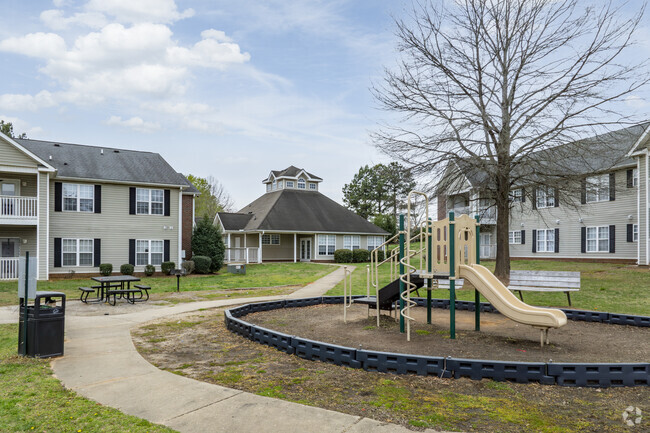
[0,0,648,210]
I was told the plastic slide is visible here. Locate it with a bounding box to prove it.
[458,264,567,329]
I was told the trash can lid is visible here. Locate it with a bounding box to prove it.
[35,291,66,298]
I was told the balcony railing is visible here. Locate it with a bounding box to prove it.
[480,244,497,259]
[225,247,260,264]
[451,206,471,216]
[0,258,19,280]
[0,196,37,221]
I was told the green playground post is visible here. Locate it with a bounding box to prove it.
[399,214,405,333]
[475,214,481,332]
[449,211,456,339]
[427,217,432,324]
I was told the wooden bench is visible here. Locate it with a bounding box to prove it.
[508,270,580,306]
[78,287,99,303]
[106,289,142,306]
[435,279,464,290]
[133,284,151,302]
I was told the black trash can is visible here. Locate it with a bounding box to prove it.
[18,291,66,358]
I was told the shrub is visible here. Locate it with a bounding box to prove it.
[334,249,353,263]
[120,264,134,275]
[181,260,195,275]
[193,255,212,274]
[144,264,155,276]
[192,217,225,272]
[374,250,385,262]
[161,261,175,275]
[353,249,370,263]
[99,263,113,276]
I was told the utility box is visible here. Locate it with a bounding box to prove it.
[227,264,246,275]
[18,291,65,358]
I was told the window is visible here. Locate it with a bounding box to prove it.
[298,178,306,189]
[309,183,317,190]
[278,180,283,189]
[318,234,336,255]
[536,187,555,208]
[136,240,164,266]
[261,234,280,245]
[586,174,609,202]
[633,168,638,187]
[634,224,638,242]
[272,180,277,190]
[536,229,555,252]
[63,183,94,212]
[266,183,272,192]
[343,235,360,250]
[509,231,521,244]
[286,181,294,188]
[136,188,164,215]
[510,188,523,202]
[586,226,609,252]
[62,238,93,266]
[367,236,383,251]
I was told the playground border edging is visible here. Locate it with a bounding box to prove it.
[224,297,650,388]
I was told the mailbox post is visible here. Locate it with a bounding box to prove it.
[170,268,186,292]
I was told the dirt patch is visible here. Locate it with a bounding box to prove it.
[133,307,650,433]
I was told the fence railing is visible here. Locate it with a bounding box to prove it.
[225,248,259,264]
[0,196,37,220]
[0,258,19,280]
[480,244,497,259]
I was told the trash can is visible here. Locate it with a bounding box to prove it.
[227,264,246,275]
[18,291,65,358]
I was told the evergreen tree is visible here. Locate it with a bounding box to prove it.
[191,217,225,272]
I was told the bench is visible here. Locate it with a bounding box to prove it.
[435,279,464,290]
[508,270,580,306]
[78,287,99,303]
[133,284,151,302]
[106,289,142,306]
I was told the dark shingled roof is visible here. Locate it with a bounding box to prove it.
[219,189,388,234]
[217,212,253,231]
[15,138,189,187]
[264,165,322,182]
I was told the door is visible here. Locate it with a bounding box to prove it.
[300,238,311,261]
[1,239,17,258]
[0,181,18,216]
[234,237,243,262]
[480,233,493,259]
[1,239,18,278]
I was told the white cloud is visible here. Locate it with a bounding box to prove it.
[166,29,250,68]
[105,115,160,132]
[0,115,43,137]
[40,9,108,30]
[85,0,194,24]
[0,32,66,58]
[0,91,57,111]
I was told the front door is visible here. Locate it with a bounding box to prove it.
[480,233,493,259]
[1,239,18,257]
[0,181,18,216]
[300,238,311,261]
[234,237,243,262]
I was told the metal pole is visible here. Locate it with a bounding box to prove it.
[427,218,432,325]
[177,274,181,292]
[475,215,481,332]
[449,212,456,340]
[399,214,405,333]
[22,251,30,356]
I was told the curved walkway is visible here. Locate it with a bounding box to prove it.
[41,265,448,433]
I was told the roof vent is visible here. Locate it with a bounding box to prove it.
[49,155,52,160]
[53,143,60,147]
[63,162,68,165]
[114,150,120,153]
[101,149,104,155]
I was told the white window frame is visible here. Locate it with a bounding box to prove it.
[508,231,521,244]
[367,236,383,251]
[536,187,555,208]
[586,226,609,252]
[298,178,306,189]
[343,235,360,250]
[286,180,294,188]
[536,229,555,252]
[63,183,94,213]
[585,174,609,203]
[62,238,93,267]
[266,183,272,192]
[261,234,280,245]
[309,183,317,190]
[633,168,638,187]
[633,224,638,242]
[278,180,283,189]
[136,239,164,266]
[318,234,336,255]
[510,188,523,203]
[136,188,164,215]
[272,180,277,190]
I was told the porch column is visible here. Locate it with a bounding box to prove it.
[258,233,262,263]
[244,234,248,263]
[294,233,297,263]
[227,233,231,262]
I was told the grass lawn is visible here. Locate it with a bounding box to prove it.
[0,262,335,307]
[327,260,650,315]
[0,324,176,433]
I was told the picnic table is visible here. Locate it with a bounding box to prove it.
[88,275,142,305]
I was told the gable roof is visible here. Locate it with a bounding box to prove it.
[0,132,56,172]
[217,212,253,230]
[15,138,188,187]
[263,165,322,182]
[218,189,388,234]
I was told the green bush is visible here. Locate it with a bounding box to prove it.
[181,260,195,274]
[161,261,175,275]
[192,217,225,272]
[353,249,370,263]
[144,264,155,276]
[193,255,212,274]
[99,263,113,276]
[120,264,134,275]
[374,250,385,262]
[334,249,353,263]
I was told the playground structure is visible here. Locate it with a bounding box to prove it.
[346,191,567,346]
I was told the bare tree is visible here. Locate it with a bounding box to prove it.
[372,0,649,279]
[187,174,235,220]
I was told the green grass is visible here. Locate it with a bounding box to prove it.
[0,324,176,433]
[328,259,650,315]
[0,262,335,306]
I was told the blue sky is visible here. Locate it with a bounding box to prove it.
[0,1,648,209]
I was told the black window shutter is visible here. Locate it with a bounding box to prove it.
[521,187,526,203]
[54,238,62,267]
[94,185,101,213]
[627,169,633,188]
[164,240,170,262]
[532,189,537,210]
[609,225,615,253]
[531,230,537,253]
[580,179,586,204]
[54,182,62,212]
[581,227,586,253]
[554,228,560,253]
[554,188,559,207]
[627,224,633,242]
[521,230,525,245]
[609,173,615,201]
[129,239,135,265]
[129,187,136,214]
[94,239,101,267]
[164,189,171,216]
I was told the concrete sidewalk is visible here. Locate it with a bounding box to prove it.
[45,265,447,433]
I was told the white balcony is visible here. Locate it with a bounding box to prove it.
[478,207,497,224]
[225,247,260,264]
[0,196,37,225]
[480,244,496,259]
[0,258,19,280]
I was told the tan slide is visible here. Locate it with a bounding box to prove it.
[459,264,567,332]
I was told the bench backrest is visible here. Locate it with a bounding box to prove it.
[435,279,464,289]
[509,270,580,288]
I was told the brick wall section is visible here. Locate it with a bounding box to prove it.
[182,195,194,260]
